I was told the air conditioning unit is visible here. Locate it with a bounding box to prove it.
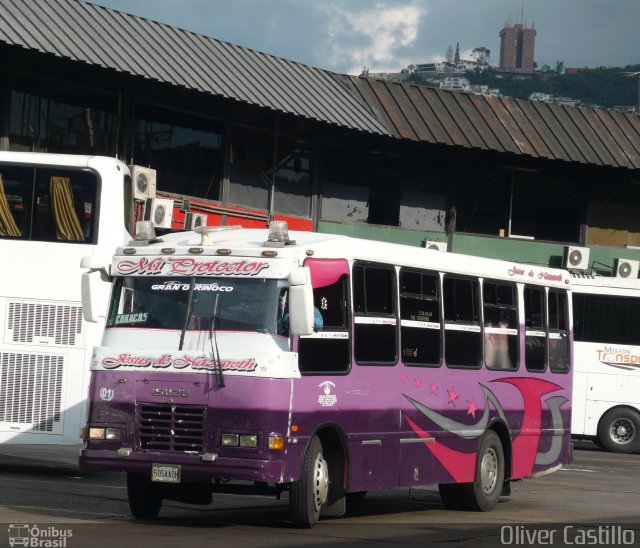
[563,245,590,271]
[421,240,448,252]
[129,165,157,200]
[184,212,208,230]
[614,258,640,279]
[144,198,174,229]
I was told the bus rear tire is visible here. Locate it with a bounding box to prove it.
[127,473,163,519]
[464,430,504,511]
[598,408,640,453]
[290,436,328,527]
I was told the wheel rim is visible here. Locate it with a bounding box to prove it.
[610,418,637,445]
[480,447,498,495]
[312,453,329,512]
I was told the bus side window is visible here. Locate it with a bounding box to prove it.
[443,276,482,368]
[298,274,350,374]
[483,281,518,370]
[524,286,547,372]
[549,289,570,373]
[573,293,640,345]
[399,269,441,366]
[0,166,34,239]
[353,264,397,365]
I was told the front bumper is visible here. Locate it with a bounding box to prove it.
[80,448,284,484]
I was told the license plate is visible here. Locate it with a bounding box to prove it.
[151,463,181,483]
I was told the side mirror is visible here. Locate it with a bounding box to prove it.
[81,270,103,323]
[81,255,111,323]
[288,267,314,336]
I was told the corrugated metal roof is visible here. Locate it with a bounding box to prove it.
[344,76,640,170]
[1,0,639,172]
[0,0,390,136]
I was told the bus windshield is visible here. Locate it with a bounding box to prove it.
[106,276,286,334]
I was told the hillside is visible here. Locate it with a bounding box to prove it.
[409,65,640,108]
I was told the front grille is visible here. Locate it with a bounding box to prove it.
[138,404,205,452]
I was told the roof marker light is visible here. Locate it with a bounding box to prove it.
[264,220,295,247]
[135,220,156,241]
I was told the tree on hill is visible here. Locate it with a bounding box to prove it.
[445,45,454,64]
[471,47,491,66]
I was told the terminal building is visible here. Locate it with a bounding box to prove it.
[1,0,640,276]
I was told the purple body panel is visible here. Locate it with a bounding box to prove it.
[81,356,572,491]
[81,370,291,484]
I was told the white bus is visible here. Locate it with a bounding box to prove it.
[0,152,131,445]
[571,273,640,453]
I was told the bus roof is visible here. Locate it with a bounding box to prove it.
[570,272,640,291]
[116,226,570,288]
[0,151,128,172]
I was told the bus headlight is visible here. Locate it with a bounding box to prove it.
[239,434,258,448]
[221,433,259,448]
[88,426,121,441]
[105,428,122,441]
[221,433,239,446]
[89,427,105,440]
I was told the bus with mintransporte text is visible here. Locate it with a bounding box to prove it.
[571,273,640,453]
[79,221,573,526]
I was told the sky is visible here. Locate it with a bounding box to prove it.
[90,0,640,75]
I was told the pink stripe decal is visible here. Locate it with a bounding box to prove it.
[404,415,476,483]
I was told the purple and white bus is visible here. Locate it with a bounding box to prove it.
[79,221,573,526]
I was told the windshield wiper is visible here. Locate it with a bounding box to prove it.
[210,293,225,387]
[179,278,196,351]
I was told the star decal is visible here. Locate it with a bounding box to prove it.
[467,399,479,418]
[447,387,459,405]
[400,373,408,382]
[430,382,438,394]
[414,378,423,389]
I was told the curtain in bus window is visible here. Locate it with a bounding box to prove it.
[50,176,84,241]
[483,282,518,370]
[0,174,21,237]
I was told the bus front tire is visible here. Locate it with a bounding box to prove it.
[290,435,328,528]
[465,430,504,511]
[127,473,163,519]
[598,408,640,453]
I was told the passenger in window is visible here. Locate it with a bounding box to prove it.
[279,305,323,334]
[313,306,324,331]
[486,310,512,369]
